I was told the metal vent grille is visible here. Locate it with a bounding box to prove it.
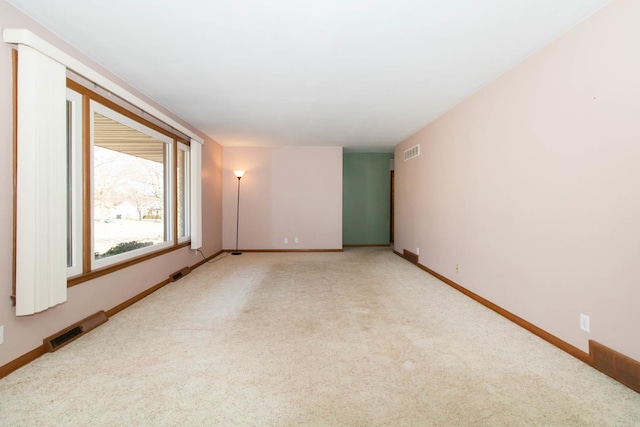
[590,340,640,393]
[404,144,420,161]
[403,249,419,265]
[50,327,83,349]
[43,311,108,352]
[170,266,192,282]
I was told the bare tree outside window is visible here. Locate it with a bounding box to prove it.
[92,111,169,260]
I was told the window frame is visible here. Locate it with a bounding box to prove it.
[177,142,191,244]
[66,88,83,277]
[89,100,175,270]
[64,79,191,287]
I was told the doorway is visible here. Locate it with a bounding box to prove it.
[390,170,394,243]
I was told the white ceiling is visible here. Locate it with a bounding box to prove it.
[8,0,611,152]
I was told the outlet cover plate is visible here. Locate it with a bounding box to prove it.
[580,313,590,332]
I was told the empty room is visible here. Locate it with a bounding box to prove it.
[1,0,639,425]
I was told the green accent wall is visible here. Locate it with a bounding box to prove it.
[343,153,392,245]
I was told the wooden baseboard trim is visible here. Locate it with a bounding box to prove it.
[419,262,589,363]
[0,345,46,379]
[108,250,224,318]
[226,249,343,253]
[105,279,171,318]
[393,249,590,364]
[343,244,391,248]
[192,250,224,269]
[1,250,223,379]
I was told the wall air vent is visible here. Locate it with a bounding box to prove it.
[43,311,108,352]
[170,266,192,282]
[403,249,419,265]
[590,340,640,393]
[404,144,420,161]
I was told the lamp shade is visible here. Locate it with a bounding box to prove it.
[233,170,245,178]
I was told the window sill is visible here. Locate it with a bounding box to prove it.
[67,240,191,287]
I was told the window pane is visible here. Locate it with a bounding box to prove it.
[66,89,83,277]
[66,100,73,267]
[92,111,169,261]
[177,146,190,240]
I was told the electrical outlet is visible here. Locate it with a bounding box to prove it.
[294,237,299,243]
[0,325,4,345]
[416,248,419,255]
[284,237,288,244]
[580,313,590,332]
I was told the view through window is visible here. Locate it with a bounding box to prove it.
[92,106,172,265]
[177,143,190,242]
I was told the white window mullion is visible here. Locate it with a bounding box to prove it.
[177,143,191,243]
[66,89,83,277]
[165,140,174,244]
[190,140,202,250]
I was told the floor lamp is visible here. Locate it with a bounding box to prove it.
[232,170,245,255]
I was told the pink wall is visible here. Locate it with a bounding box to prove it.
[395,0,640,360]
[223,146,342,250]
[0,2,222,367]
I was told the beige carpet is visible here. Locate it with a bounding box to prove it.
[1,247,639,426]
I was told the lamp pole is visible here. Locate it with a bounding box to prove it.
[232,170,245,255]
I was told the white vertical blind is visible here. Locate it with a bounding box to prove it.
[190,140,202,250]
[16,45,67,315]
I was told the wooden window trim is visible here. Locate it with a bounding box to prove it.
[65,78,191,287]
[67,241,191,287]
[81,93,91,274]
[67,79,189,145]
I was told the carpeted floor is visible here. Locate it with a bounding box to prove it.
[1,247,639,426]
